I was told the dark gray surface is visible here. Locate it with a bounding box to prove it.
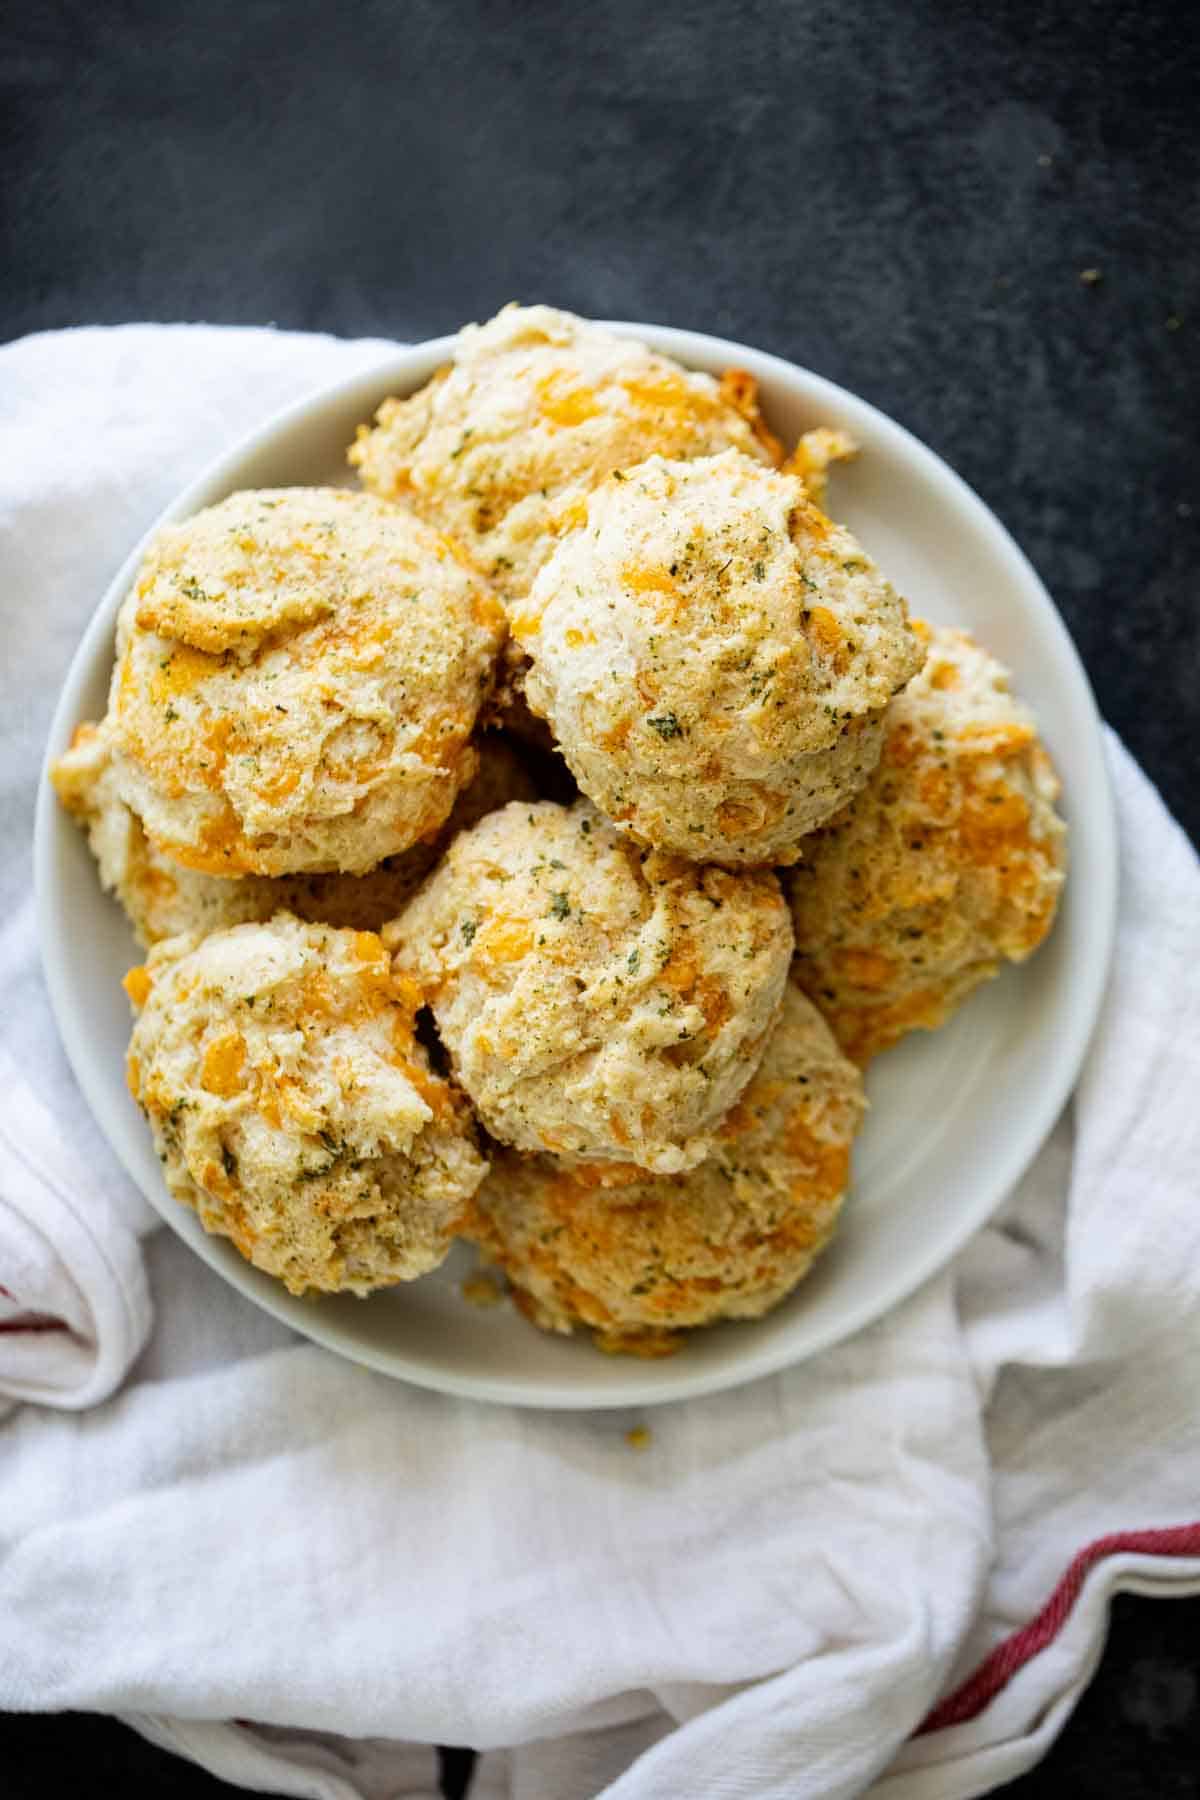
[3,0,1198,1794]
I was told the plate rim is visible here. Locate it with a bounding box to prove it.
[33,323,1118,1409]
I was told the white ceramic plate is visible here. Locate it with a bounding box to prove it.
[35,325,1117,1409]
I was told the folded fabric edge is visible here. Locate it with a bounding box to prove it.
[915,1521,1200,1735]
[122,1713,441,1800]
[0,1027,156,1404]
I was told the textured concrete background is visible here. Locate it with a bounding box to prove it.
[2,0,1198,1791]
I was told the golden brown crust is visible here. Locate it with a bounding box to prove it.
[108,487,505,877]
[125,917,487,1294]
[388,798,794,1172]
[780,427,859,511]
[52,722,536,946]
[514,451,924,862]
[786,624,1068,1062]
[467,988,864,1351]
[348,304,779,606]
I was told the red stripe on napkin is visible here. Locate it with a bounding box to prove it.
[0,1283,72,1333]
[917,1523,1200,1734]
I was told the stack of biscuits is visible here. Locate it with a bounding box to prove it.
[52,305,1066,1356]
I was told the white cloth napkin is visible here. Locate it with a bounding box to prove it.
[2,325,1198,1800]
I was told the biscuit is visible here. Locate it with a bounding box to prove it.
[388,799,793,1172]
[349,303,780,605]
[469,988,863,1353]
[125,917,487,1293]
[786,625,1067,1061]
[109,487,505,876]
[514,451,924,862]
